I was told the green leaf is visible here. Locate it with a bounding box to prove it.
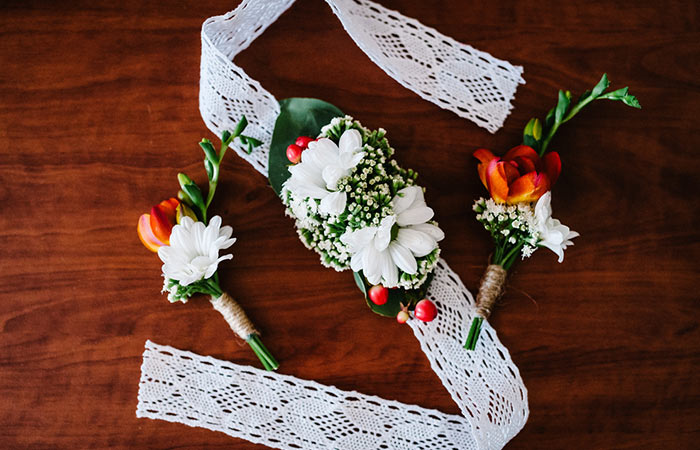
[244,135,263,147]
[221,130,232,145]
[239,135,264,154]
[554,90,570,124]
[591,73,610,98]
[233,116,248,137]
[602,86,627,98]
[622,94,642,109]
[545,107,555,129]
[268,98,344,195]
[353,271,368,297]
[598,87,642,109]
[199,139,218,163]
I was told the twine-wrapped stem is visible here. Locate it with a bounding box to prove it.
[210,293,279,371]
[464,264,507,350]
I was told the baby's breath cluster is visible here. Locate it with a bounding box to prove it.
[282,116,441,289]
[474,197,539,263]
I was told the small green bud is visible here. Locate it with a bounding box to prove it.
[177,189,193,206]
[199,139,218,163]
[177,173,194,189]
[523,118,542,141]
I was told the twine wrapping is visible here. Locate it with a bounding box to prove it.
[476,264,507,319]
[210,293,258,340]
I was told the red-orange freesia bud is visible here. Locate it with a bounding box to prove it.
[474,145,561,204]
[137,198,180,252]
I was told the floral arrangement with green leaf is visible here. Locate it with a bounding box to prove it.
[137,117,278,370]
[268,99,442,324]
[464,74,641,350]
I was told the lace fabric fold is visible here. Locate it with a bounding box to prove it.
[199,0,525,176]
[137,261,528,450]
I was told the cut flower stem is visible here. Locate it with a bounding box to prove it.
[247,334,279,371]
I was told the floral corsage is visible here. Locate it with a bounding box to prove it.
[464,74,641,349]
[137,118,279,370]
[268,99,442,323]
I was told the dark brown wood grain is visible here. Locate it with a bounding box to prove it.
[1,0,698,448]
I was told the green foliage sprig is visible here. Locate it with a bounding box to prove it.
[523,74,641,156]
[176,117,262,223]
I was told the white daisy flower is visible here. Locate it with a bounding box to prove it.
[284,129,365,216]
[157,216,236,286]
[340,186,444,287]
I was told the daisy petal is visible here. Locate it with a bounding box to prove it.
[396,206,434,226]
[362,244,382,284]
[407,223,445,242]
[338,129,362,153]
[391,186,418,215]
[350,248,365,272]
[373,215,395,251]
[396,228,437,257]
[319,191,347,216]
[379,249,398,287]
[341,227,377,252]
[388,242,417,274]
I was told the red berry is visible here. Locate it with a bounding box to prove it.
[368,285,389,305]
[396,310,410,324]
[286,144,303,164]
[295,136,314,149]
[414,299,437,322]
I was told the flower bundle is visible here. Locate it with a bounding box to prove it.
[137,118,278,370]
[268,99,442,322]
[465,74,641,350]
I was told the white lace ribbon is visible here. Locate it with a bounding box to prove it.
[138,1,529,448]
[137,262,528,450]
[199,0,524,176]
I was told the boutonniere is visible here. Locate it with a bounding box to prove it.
[137,118,278,370]
[465,74,641,349]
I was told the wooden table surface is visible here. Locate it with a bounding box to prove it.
[1,0,698,448]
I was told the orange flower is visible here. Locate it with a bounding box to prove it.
[474,145,561,204]
[137,198,180,252]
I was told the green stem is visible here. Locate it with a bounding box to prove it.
[246,334,279,371]
[205,166,219,210]
[539,96,595,156]
[464,316,483,350]
[204,276,223,298]
[501,242,524,271]
[204,133,235,213]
